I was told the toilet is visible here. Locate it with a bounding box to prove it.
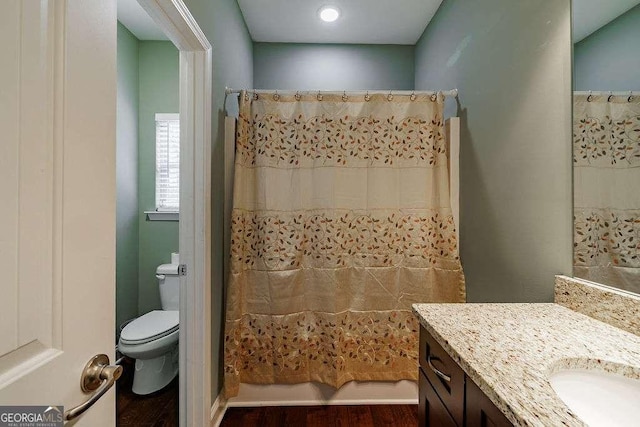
[119,253,180,395]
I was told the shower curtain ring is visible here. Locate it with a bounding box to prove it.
[253,92,259,101]
[317,91,323,101]
[364,91,370,102]
[430,93,437,102]
[629,91,634,103]
[607,92,614,102]
[587,91,593,102]
[387,91,393,101]
[342,91,348,102]
[410,91,416,101]
[295,91,301,101]
[273,90,280,101]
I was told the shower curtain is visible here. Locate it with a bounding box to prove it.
[224,91,466,397]
[573,94,640,294]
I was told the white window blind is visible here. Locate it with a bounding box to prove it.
[155,113,180,211]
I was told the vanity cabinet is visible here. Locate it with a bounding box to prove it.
[418,326,512,427]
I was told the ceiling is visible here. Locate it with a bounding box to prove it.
[236,0,443,45]
[573,0,640,42]
[117,0,640,45]
[117,0,168,40]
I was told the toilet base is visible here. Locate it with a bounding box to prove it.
[132,342,179,395]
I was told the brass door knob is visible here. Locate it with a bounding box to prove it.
[64,354,123,421]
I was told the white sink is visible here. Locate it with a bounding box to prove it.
[549,368,640,427]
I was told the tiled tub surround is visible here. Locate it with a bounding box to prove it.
[555,275,640,336]
[412,303,640,427]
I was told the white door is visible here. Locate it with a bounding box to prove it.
[0,1,117,425]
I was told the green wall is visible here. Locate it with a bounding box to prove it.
[181,0,254,396]
[117,27,180,326]
[414,0,573,302]
[253,43,415,91]
[574,4,640,91]
[116,22,139,333]
[138,41,180,314]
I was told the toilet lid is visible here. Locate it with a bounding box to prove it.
[120,310,179,345]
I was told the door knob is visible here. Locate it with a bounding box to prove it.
[64,354,123,421]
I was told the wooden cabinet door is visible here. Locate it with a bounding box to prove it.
[466,378,513,427]
[419,370,458,427]
[419,327,465,426]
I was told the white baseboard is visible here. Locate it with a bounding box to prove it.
[226,380,418,408]
[210,393,228,427]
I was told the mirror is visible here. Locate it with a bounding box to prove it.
[572,1,640,294]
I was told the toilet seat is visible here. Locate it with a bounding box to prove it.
[120,310,179,345]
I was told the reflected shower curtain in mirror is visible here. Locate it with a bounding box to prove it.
[224,91,466,397]
[574,94,640,294]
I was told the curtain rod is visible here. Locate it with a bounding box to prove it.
[574,90,636,95]
[574,90,636,102]
[225,87,459,98]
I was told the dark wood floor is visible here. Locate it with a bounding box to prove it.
[116,358,178,427]
[221,404,419,427]
[116,357,416,426]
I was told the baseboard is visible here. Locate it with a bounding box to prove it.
[226,380,418,408]
[210,393,228,427]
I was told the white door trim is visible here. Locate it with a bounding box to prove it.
[136,1,212,426]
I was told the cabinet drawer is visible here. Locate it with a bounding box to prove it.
[419,369,457,427]
[419,326,465,426]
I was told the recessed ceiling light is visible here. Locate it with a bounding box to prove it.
[318,6,340,23]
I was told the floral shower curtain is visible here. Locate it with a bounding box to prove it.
[224,91,466,397]
[573,94,640,294]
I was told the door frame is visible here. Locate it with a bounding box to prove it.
[136,1,212,425]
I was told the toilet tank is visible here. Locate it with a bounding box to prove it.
[156,253,180,310]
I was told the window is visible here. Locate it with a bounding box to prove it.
[155,113,180,211]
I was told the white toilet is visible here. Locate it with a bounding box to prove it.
[119,253,180,395]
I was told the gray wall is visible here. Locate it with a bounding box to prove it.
[181,0,254,395]
[415,0,573,302]
[574,4,640,91]
[253,43,415,90]
[137,42,180,315]
[116,22,140,332]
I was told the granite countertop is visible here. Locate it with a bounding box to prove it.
[412,303,640,427]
